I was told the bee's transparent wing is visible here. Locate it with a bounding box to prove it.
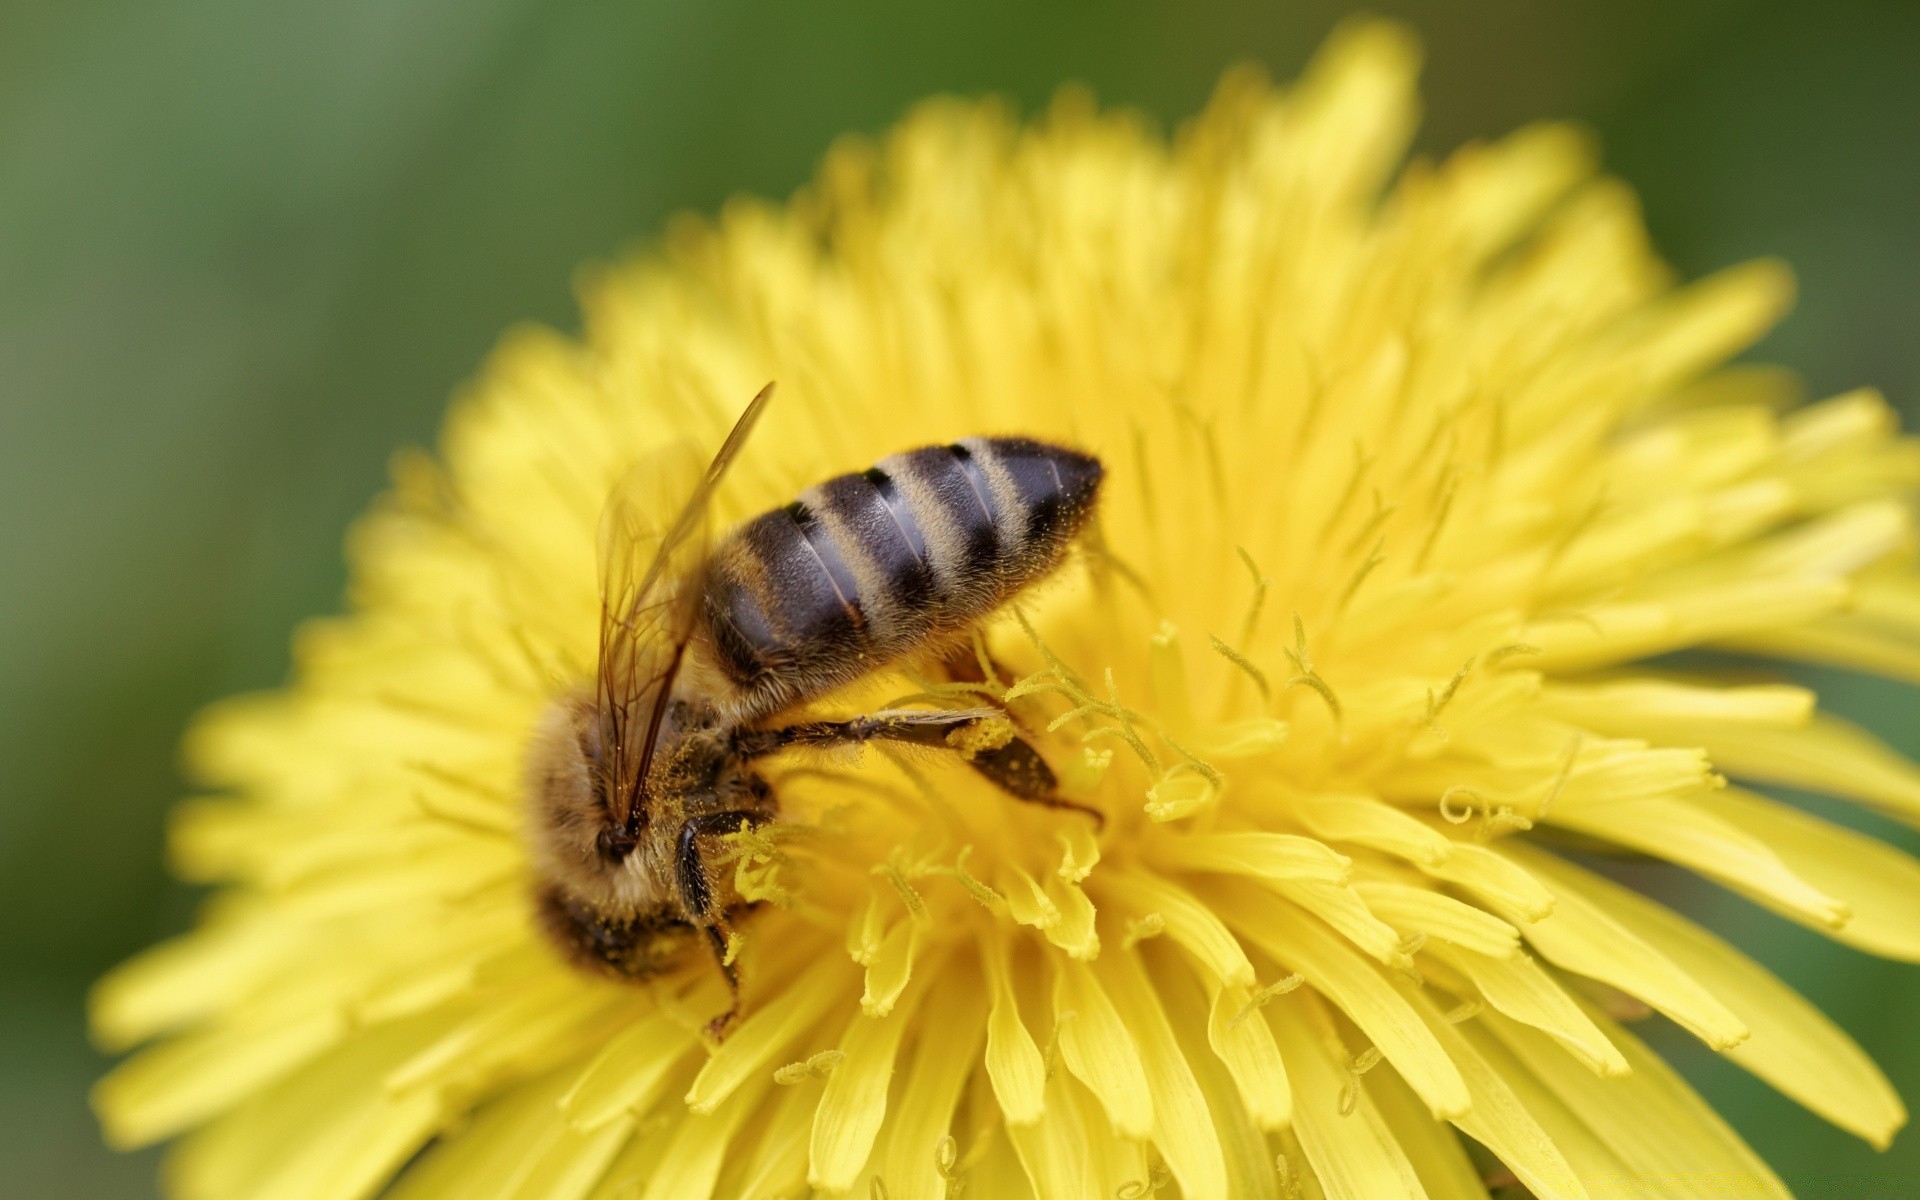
[596,384,774,825]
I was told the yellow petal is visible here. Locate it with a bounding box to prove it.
[1219,881,1470,1119]
[1423,942,1626,1078]
[1205,983,1292,1130]
[685,960,847,1114]
[1051,957,1154,1139]
[560,1008,694,1132]
[1106,866,1256,987]
[1704,786,1920,960]
[1680,711,1920,826]
[807,960,936,1191]
[1264,993,1428,1200]
[1479,1005,1790,1198]
[879,968,988,1200]
[1356,880,1521,959]
[980,930,1048,1126]
[1496,844,1747,1051]
[1096,945,1231,1199]
[1527,845,1907,1147]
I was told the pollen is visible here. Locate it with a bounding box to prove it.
[92,18,1920,1200]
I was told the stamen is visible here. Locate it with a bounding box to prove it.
[1413,470,1460,571]
[1209,633,1272,702]
[873,859,929,923]
[1229,973,1305,1030]
[1235,545,1274,648]
[1438,786,1481,825]
[1485,642,1543,668]
[773,1050,845,1084]
[1535,733,1585,822]
[1335,538,1388,615]
[1123,913,1166,948]
[1423,657,1476,732]
[941,847,1009,916]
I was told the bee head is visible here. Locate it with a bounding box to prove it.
[523,693,668,913]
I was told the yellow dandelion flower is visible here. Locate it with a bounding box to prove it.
[93,19,1920,1200]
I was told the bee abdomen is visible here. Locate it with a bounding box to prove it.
[704,437,1103,714]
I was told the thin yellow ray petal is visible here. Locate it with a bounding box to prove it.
[1679,712,1920,826]
[1065,1073,1153,1199]
[1361,1063,1491,1200]
[1494,844,1747,1050]
[94,1009,345,1149]
[641,1070,769,1200]
[1206,983,1293,1130]
[1535,678,1813,730]
[381,973,571,1093]
[559,1008,695,1132]
[1272,877,1412,967]
[881,967,989,1200]
[1729,615,1920,685]
[686,958,850,1114]
[581,1103,686,1200]
[1052,956,1154,1139]
[1479,1005,1790,1199]
[1741,498,1910,579]
[980,930,1048,1126]
[1704,786,1920,960]
[966,1115,1039,1200]
[1150,830,1354,883]
[169,1013,449,1200]
[1265,993,1429,1200]
[860,918,922,1016]
[385,1071,577,1200]
[1544,794,1849,929]
[1422,942,1626,1079]
[1354,881,1521,959]
[1779,386,1897,461]
[1450,1020,1638,1189]
[1417,842,1554,921]
[1153,954,1286,1200]
[729,1074,817,1200]
[1616,258,1795,393]
[1397,981,1592,1200]
[1216,881,1470,1120]
[91,919,283,1051]
[1524,848,1907,1147]
[1526,578,1846,671]
[1286,17,1421,206]
[1106,866,1257,987]
[1005,1071,1093,1200]
[393,1066,638,1200]
[502,1114,635,1200]
[1097,944,1231,1200]
[1295,792,1454,865]
[809,953,941,1191]
[1042,874,1101,960]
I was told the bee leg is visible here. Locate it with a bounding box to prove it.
[675,809,763,1038]
[963,733,1106,830]
[748,712,1106,830]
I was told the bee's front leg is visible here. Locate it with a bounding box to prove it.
[674,808,765,1038]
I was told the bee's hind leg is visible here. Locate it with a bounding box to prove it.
[749,711,1105,830]
[675,808,764,1039]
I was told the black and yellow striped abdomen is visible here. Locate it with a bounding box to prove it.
[702,437,1103,717]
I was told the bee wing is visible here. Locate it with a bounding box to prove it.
[597,383,775,825]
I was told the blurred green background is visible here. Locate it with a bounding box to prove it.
[5,0,1920,1194]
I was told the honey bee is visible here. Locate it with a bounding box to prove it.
[524,384,1106,1029]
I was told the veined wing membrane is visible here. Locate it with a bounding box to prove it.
[596,383,775,827]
